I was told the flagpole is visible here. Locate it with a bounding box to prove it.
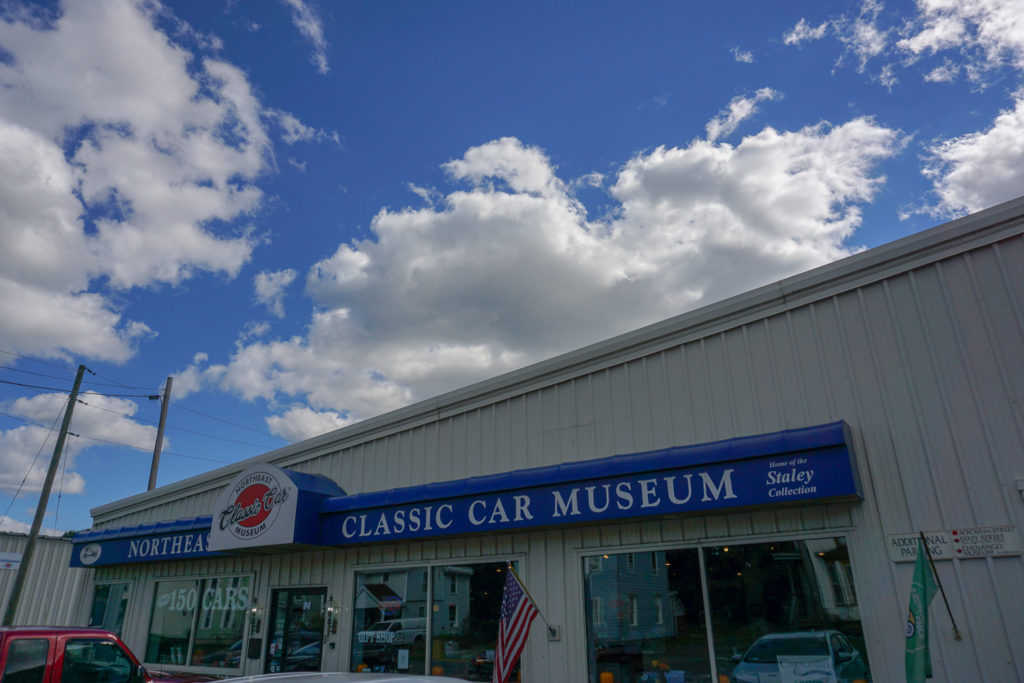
[918,532,962,640]
[506,562,557,638]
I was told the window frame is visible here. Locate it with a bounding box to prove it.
[141,572,255,673]
[348,555,526,676]
[88,581,133,636]
[578,533,866,683]
[63,638,135,683]
[1,637,50,683]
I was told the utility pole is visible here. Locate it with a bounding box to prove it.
[3,364,86,626]
[148,376,173,491]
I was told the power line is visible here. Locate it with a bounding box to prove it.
[1,398,67,524]
[0,409,232,465]
[0,365,76,383]
[0,355,153,390]
[76,399,284,450]
[73,432,231,464]
[163,424,280,450]
[2,383,287,448]
[0,364,150,391]
[0,379,72,393]
[53,434,71,532]
[0,348,76,372]
[171,402,294,444]
[84,370,162,392]
[0,379,156,398]
[1,358,292,446]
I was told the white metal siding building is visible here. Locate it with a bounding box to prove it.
[74,198,1024,682]
[0,533,92,626]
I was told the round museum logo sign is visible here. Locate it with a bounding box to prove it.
[79,543,102,566]
[219,470,290,540]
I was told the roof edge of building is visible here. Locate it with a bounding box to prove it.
[89,196,1024,525]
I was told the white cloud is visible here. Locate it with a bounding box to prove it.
[835,0,890,72]
[782,1,1024,217]
[242,321,272,341]
[254,269,298,318]
[0,516,63,536]
[407,183,441,206]
[924,58,960,82]
[877,63,899,90]
[706,88,780,142]
[732,46,754,63]
[784,18,829,45]
[214,115,902,436]
[922,90,1024,215]
[269,108,340,145]
[898,0,1024,81]
[573,172,605,189]
[171,352,220,400]
[0,0,273,361]
[265,405,354,441]
[279,0,329,75]
[0,391,158,495]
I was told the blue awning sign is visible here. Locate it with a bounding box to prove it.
[71,526,216,568]
[319,424,860,546]
[71,422,860,566]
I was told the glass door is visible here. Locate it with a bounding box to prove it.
[264,587,327,673]
[89,582,131,635]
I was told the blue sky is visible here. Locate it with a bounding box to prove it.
[1,0,1022,534]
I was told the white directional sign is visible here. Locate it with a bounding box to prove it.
[951,526,1021,559]
[889,526,1021,562]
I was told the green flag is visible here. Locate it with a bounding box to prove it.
[906,537,939,681]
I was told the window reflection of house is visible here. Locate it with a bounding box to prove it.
[585,550,676,646]
[804,538,859,621]
[353,568,428,626]
[432,566,472,632]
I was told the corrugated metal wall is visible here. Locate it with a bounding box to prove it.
[0,533,93,625]
[90,206,1024,680]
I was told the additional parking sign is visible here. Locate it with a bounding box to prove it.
[887,531,952,562]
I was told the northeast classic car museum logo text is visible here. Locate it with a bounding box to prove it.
[219,470,290,540]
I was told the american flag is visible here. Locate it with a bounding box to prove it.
[493,566,539,683]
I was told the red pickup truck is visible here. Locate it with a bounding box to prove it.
[0,627,201,683]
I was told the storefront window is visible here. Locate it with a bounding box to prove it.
[583,538,872,683]
[349,561,509,680]
[89,583,131,635]
[428,563,507,681]
[585,549,709,683]
[710,538,872,683]
[144,575,251,669]
[350,567,428,675]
